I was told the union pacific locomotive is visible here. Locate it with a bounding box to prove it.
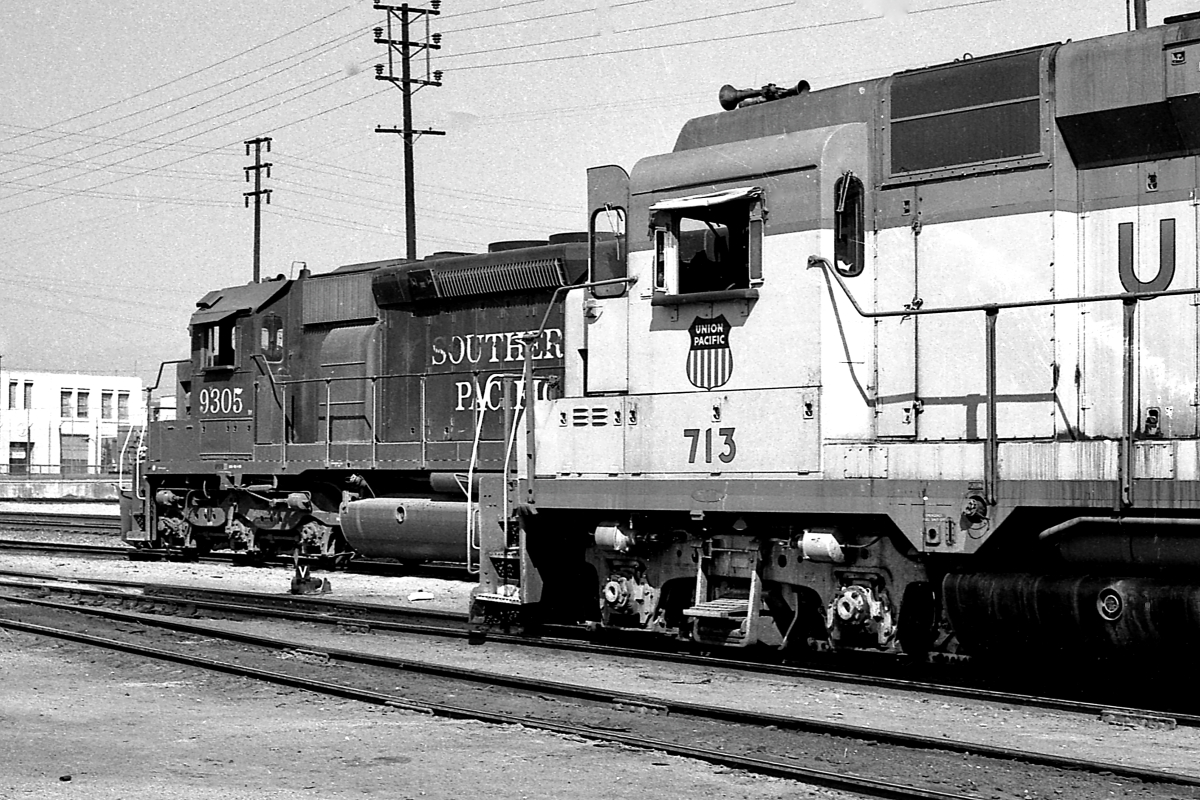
[127,17,1200,659]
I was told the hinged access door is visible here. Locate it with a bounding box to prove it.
[874,186,919,437]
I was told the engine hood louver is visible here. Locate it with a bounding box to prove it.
[373,255,568,306]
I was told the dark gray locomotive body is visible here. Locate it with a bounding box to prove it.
[123,238,588,565]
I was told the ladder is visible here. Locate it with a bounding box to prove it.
[682,541,765,647]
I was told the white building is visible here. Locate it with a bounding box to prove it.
[1,369,144,476]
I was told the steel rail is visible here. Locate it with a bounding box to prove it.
[0,540,130,557]
[1,591,1196,790]
[0,512,120,533]
[0,611,975,800]
[2,567,1197,731]
[0,539,471,578]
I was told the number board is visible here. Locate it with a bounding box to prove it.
[624,388,820,474]
[197,386,246,416]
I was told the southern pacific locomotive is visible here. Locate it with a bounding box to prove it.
[127,18,1200,659]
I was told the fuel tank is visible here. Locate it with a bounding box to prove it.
[943,572,1200,657]
[340,497,466,562]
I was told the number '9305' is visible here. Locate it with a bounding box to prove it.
[198,387,243,415]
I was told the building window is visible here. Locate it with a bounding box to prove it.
[102,391,114,420]
[834,172,865,278]
[650,187,764,300]
[60,433,89,476]
[77,390,90,418]
[61,390,72,418]
[23,382,32,410]
[7,381,15,410]
[118,391,130,421]
[9,442,31,476]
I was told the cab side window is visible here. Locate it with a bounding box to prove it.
[199,319,238,369]
[834,172,865,277]
[652,187,763,299]
[589,205,627,298]
[261,314,284,363]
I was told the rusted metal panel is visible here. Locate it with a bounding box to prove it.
[1176,441,1200,481]
[302,272,377,326]
[888,443,981,481]
[1135,442,1176,479]
[999,441,1118,481]
[837,445,889,479]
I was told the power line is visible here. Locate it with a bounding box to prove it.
[0,283,186,333]
[0,76,387,219]
[272,177,570,234]
[275,155,578,213]
[0,122,241,158]
[0,5,356,150]
[0,30,366,190]
[0,179,230,207]
[269,203,489,250]
[0,151,231,183]
[445,0,1009,72]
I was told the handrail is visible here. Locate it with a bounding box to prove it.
[463,372,515,575]
[808,255,1200,318]
[523,275,639,507]
[138,359,190,502]
[808,255,1200,509]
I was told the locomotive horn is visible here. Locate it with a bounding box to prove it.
[719,80,810,111]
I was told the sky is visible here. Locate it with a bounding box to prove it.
[0,0,1194,383]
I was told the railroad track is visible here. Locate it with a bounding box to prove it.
[0,511,120,533]
[0,538,471,580]
[0,567,1194,733]
[2,592,1194,799]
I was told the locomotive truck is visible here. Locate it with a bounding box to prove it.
[129,15,1200,658]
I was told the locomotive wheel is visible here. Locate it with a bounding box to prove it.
[896,582,936,657]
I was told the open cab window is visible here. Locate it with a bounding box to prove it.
[198,318,238,370]
[650,187,763,306]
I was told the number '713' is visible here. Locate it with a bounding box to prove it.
[683,427,737,464]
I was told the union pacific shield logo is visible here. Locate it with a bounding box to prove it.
[687,315,733,389]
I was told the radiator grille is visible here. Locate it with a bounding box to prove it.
[435,257,565,298]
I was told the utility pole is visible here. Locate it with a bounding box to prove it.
[1131,0,1148,29]
[373,2,444,261]
[244,136,273,283]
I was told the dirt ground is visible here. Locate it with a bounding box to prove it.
[0,631,854,800]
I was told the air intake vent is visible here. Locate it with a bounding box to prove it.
[435,257,566,298]
[571,406,609,427]
[372,246,584,307]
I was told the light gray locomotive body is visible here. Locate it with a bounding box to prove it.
[470,19,1200,659]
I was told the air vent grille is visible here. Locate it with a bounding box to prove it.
[434,257,565,298]
[571,407,609,427]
